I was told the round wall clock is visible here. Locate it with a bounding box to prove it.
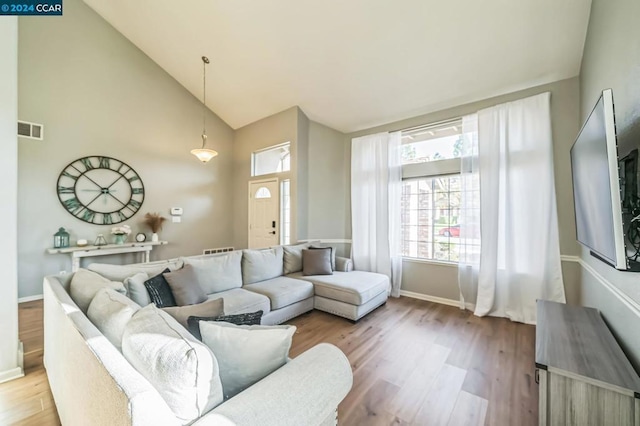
[56,156,145,225]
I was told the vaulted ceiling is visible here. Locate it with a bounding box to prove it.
[83,0,592,133]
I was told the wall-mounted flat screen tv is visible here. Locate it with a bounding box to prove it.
[570,89,631,270]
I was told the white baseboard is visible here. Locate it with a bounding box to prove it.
[399,290,475,311]
[18,294,43,303]
[0,341,24,384]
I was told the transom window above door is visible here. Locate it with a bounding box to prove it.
[252,142,291,177]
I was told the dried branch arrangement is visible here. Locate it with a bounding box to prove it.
[143,212,166,233]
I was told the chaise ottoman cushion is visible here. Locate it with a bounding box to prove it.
[207,288,271,315]
[288,271,390,305]
[244,276,314,310]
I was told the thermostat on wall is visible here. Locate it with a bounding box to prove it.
[170,207,183,216]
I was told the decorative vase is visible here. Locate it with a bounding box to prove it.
[114,234,127,245]
[151,233,159,242]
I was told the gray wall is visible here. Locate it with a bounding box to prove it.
[578,0,640,369]
[232,107,299,249]
[17,0,235,298]
[307,121,349,239]
[346,77,582,301]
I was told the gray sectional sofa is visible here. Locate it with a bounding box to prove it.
[42,243,390,426]
[86,242,391,323]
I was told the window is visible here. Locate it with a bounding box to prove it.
[280,180,291,245]
[401,176,461,262]
[255,187,272,199]
[400,119,479,263]
[252,142,291,177]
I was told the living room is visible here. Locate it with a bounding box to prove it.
[1,0,639,424]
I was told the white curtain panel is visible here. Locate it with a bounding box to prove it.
[459,92,565,324]
[351,132,403,297]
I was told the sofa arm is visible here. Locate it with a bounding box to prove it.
[336,256,353,272]
[193,343,352,426]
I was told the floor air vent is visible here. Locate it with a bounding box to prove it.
[203,247,235,255]
[18,120,44,140]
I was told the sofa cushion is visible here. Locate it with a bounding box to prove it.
[161,298,224,329]
[282,243,310,275]
[302,248,333,276]
[69,268,127,313]
[163,264,208,306]
[241,246,284,285]
[244,276,314,310]
[87,259,183,282]
[124,272,152,306]
[144,268,177,308]
[288,271,390,305]
[122,305,223,424]
[87,287,141,351]
[207,288,271,315]
[187,310,263,341]
[182,251,243,294]
[199,321,295,400]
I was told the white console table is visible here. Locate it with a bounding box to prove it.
[47,241,168,272]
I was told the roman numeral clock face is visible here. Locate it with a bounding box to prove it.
[56,156,145,225]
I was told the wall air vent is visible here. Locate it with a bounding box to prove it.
[203,247,235,255]
[18,120,44,140]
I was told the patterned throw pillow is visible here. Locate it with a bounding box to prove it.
[144,268,177,308]
[187,310,264,341]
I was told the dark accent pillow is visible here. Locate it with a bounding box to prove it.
[302,248,333,276]
[144,268,177,308]
[310,245,336,270]
[163,264,208,306]
[187,310,264,341]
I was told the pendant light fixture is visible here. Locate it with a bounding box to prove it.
[191,56,218,163]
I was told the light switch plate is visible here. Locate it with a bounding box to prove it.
[172,216,181,223]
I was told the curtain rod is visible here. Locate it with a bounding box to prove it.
[391,117,462,134]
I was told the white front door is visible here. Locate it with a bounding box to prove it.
[248,179,280,249]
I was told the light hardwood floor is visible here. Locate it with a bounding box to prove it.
[1,297,537,426]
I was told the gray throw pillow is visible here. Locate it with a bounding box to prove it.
[124,272,151,306]
[310,245,336,270]
[163,264,208,306]
[69,268,127,313]
[302,248,333,276]
[161,298,224,329]
[199,321,295,400]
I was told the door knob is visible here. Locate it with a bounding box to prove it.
[269,231,276,235]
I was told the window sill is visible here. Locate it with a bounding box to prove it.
[401,257,458,268]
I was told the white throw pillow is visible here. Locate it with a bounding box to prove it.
[87,260,183,282]
[69,268,126,313]
[199,321,296,399]
[87,287,141,351]
[241,246,284,284]
[122,305,223,424]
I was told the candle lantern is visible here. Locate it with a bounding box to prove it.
[54,227,70,248]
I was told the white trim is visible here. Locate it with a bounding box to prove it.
[0,341,23,384]
[399,290,458,306]
[576,257,640,317]
[402,158,461,179]
[560,255,581,263]
[402,257,457,267]
[298,239,352,244]
[18,294,43,303]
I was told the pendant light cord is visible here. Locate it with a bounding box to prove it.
[202,56,207,148]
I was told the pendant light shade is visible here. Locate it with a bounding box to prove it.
[191,56,218,163]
